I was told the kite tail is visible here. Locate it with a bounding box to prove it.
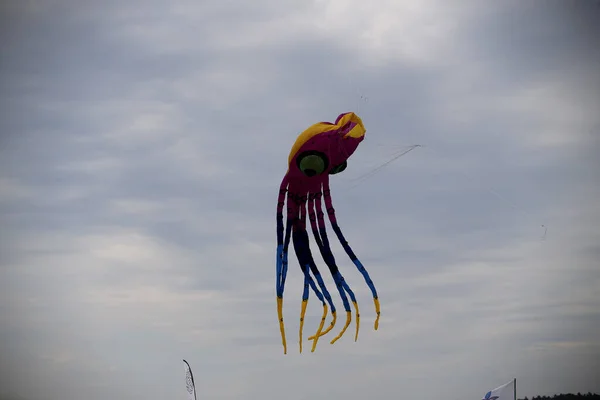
[299,266,309,354]
[276,181,287,294]
[305,272,328,352]
[292,194,329,352]
[306,192,337,341]
[295,260,329,353]
[314,189,357,343]
[322,181,380,330]
[276,179,296,355]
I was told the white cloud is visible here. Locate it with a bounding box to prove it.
[110,198,165,214]
[0,177,33,201]
[310,0,466,67]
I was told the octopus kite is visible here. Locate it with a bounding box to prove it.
[276,112,380,354]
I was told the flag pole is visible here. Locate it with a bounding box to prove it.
[514,378,517,400]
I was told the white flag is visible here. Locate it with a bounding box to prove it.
[183,359,197,400]
[482,379,515,400]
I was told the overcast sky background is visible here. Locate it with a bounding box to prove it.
[1,1,599,399]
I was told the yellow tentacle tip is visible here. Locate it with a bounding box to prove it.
[373,297,381,331]
[330,311,351,345]
[277,297,287,354]
[309,310,336,340]
[299,299,308,353]
[310,304,328,352]
[352,301,360,342]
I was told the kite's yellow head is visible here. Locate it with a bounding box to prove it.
[286,112,365,178]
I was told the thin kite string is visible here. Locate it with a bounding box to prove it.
[421,145,548,240]
[346,145,422,189]
[337,141,548,240]
[337,79,548,239]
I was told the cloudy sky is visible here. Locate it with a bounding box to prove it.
[1,0,599,399]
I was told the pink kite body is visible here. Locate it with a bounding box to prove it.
[275,112,380,354]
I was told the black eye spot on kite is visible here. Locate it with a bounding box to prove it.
[297,150,329,177]
[329,160,347,175]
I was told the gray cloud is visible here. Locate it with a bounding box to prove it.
[1,0,599,400]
